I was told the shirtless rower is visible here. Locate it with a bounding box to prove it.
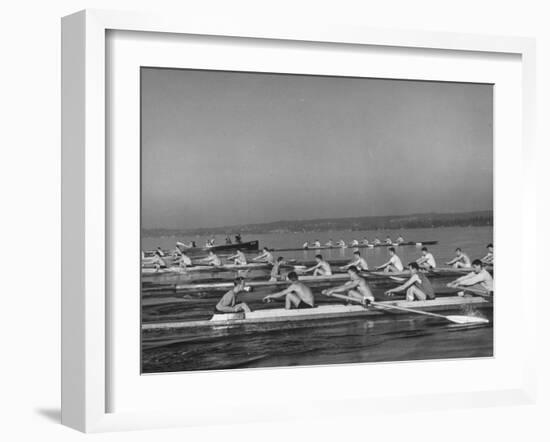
[446,248,471,269]
[341,250,369,271]
[253,247,275,265]
[325,239,334,247]
[227,249,247,265]
[263,271,315,310]
[386,262,436,301]
[416,247,437,270]
[302,241,310,249]
[384,236,393,245]
[447,259,493,295]
[481,243,494,265]
[396,235,405,244]
[200,250,222,266]
[376,247,404,273]
[373,237,381,246]
[323,266,374,305]
[361,237,370,246]
[313,239,322,248]
[269,256,286,282]
[336,239,347,248]
[177,251,193,268]
[350,239,359,247]
[215,277,251,313]
[303,254,332,276]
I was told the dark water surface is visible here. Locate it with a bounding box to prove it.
[141,226,493,373]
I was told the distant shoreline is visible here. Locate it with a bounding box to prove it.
[142,210,493,237]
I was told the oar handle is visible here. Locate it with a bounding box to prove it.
[454,286,493,297]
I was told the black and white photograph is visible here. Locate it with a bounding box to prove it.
[140,68,494,374]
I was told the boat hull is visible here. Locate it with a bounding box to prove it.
[142,295,491,330]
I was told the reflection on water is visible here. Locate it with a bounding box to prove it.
[142,309,493,373]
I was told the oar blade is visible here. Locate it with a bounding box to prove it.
[446,315,489,325]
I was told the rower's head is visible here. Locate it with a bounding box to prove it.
[315,254,323,262]
[421,246,428,255]
[389,247,396,256]
[287,271,299,282]
[472,259,483,273]
[277,256,284,262]
[487,243,493,252]
[353,251,361,257]
[408,262,420,273]
[263,247,269,252]
[455,248,462,256]
[233,277,246,291]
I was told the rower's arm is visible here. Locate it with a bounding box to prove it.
[446,256,459,265]
[456,273,485,287]
[377,259,391,269]
[388,275,417,293]
[341,261,354,270]
[417,256,427,264]
[216,292,236,312]
[448,272,475,286]
[304,263,320,273]
[327,280,357,295]
[266,286,295,299]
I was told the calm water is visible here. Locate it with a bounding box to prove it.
[141,225,493,373]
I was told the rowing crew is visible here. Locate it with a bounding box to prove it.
[302,235,406,249]
[216,267,374,314]
[214,257,494,316]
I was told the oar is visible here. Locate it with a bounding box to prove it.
[370,301,489,325]
[322,293,488,324]
[453,285,493,298]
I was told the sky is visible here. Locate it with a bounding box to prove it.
[141,68,493,230]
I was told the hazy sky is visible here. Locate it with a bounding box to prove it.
[141,68,493,229]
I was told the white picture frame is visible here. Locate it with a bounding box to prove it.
[61,9,537,433]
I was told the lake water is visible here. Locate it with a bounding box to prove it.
[141,225,493,373]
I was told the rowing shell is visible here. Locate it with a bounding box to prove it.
[142,295,490,330]
[269,240,438,252]
[142,262,279,275]
[156,267,471,292]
